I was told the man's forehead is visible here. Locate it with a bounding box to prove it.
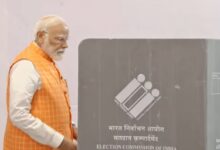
[55,34,68,38]
[48,27,69,36]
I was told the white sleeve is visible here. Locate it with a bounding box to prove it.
[9,60,64,148]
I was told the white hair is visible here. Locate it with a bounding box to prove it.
[34,15,67,38]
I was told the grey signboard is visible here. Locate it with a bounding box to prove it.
[78,39,220,150]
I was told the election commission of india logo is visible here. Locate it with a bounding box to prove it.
[114,74,161,120]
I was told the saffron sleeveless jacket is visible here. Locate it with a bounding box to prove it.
[4,43,74,150]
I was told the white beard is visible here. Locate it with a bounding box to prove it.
[52,49,65,61]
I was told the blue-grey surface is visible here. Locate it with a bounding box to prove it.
[207,40,220,150]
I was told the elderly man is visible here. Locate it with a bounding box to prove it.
[4,16,77,150]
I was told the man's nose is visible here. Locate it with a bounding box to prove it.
[62,41,68,49]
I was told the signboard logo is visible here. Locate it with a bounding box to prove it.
[115,74,161,120]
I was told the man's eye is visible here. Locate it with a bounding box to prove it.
[56,38,65,42]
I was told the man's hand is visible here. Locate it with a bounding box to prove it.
[57,137,77,150]
[73,126,78,139]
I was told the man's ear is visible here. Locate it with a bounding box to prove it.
[36,31,46,44]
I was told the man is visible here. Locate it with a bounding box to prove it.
[4,15,77,150]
